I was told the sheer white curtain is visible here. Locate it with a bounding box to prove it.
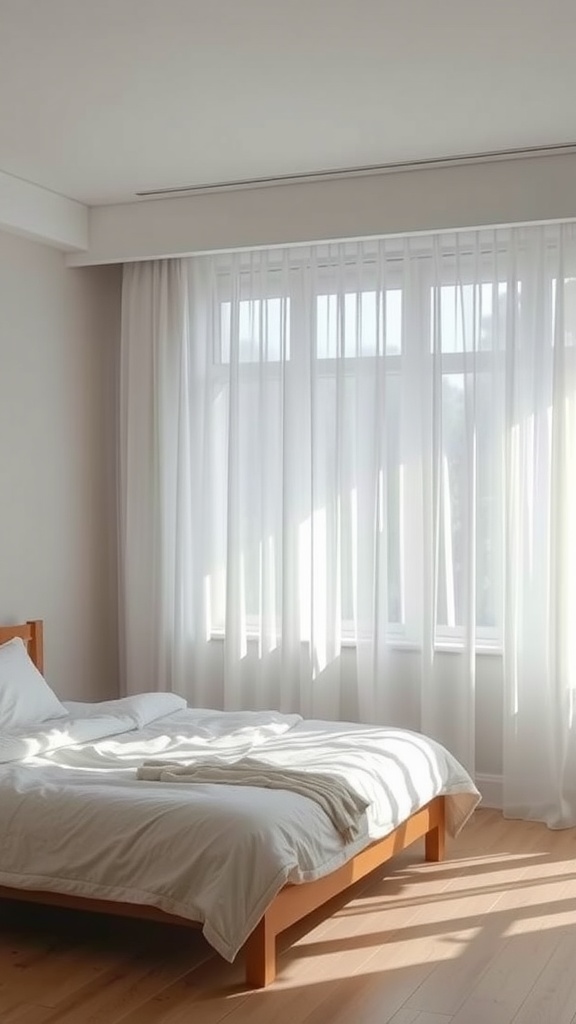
[120,225,576,824]
[119,260,195,694]
[501,228,576,827]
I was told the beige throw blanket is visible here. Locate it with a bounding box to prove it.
[137,757,370,842]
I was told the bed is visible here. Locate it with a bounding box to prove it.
[0,620,480,987]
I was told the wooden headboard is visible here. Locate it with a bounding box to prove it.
[0,620,44,672]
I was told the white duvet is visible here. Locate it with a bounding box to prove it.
[0,696,480,960]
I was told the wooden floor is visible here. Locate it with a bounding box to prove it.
[2,810,576,1023]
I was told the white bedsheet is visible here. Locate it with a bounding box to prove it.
[0,701,480,960]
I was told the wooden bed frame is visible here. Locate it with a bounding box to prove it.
[0,620,446,988]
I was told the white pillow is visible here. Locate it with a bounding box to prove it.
[0,637,68,730]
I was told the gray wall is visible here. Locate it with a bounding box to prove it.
[0,229,122,700]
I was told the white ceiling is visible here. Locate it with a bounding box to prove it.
[1,0,576,206]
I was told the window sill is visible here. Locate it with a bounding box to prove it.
[208,631,502,656]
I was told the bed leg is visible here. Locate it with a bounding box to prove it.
[245,914,276,988]
[424,823,445,862]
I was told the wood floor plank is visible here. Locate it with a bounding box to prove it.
[448,929,561,1024]
[509,928,576,1024]
[400,813,576,1018]
[112,943,248,1024]
[0,1006,53,1024]
[33,941,209,1024]
[0,935,129,1011]
[388,1013,453,1024]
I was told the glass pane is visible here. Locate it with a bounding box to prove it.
[311,369,403,635]
[437,373,500,631]
[208,373,285,630]
[219,298,290,363]
[385,376,403,625]
[431,282,507,354]
[552,277,576,347]
[317,289,402,358]
[437,374,464,628]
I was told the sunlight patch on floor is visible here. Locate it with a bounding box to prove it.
[505,908,576,936]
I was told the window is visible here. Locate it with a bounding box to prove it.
[204,240,575,653]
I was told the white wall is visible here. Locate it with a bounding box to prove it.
[0,229,122,700]
[0,168,87,252]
